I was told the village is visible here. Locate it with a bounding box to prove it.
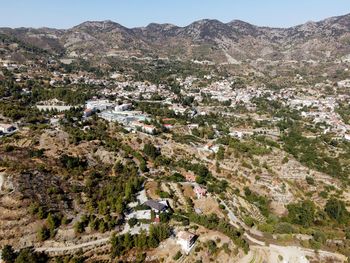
[1,39,350,262]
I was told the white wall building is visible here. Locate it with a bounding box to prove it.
[0,124,16,134]
[86,99,113,111]
[176,231,196,254]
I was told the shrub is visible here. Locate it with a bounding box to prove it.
[274,222,295,234]
[128,218,138,227]
[173,251,182,260]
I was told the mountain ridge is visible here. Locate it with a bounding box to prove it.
[1,13,350,63]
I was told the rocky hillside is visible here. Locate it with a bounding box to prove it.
[1,13,350,63]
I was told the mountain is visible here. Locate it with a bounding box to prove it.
[1,13,350,64]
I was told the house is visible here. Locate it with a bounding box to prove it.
[176,231,197,254]
[185,173,196,182]
[229,131,244,139]
[163,124,173,130]
[0,124,16,134]
[194,185,207,199]
[344,134,350,141]
[144,200,168,213]
[131,121,156,134]
[83,108,93,117]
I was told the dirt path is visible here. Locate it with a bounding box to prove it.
[239,244,347,263]
[36,238,109,254]
[219,197,346,262]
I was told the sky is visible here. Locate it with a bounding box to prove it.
[1,0,350,29]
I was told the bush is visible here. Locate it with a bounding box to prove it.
[274,222,295,234]
[13,248,48,263]
[128,218,138,227]
[74,221,85,234]
[2,245,17,263]
[306,176,315,185]
[169,172,185,182]
[286,200,315,227]
[313,230,326,244]
[37,225,50,241]
[4,145,15,152]
[143,143,160,160]
[173,251,182,260]
[345,227,350,240]
[325,198,349,224]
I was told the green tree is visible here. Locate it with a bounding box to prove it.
[325,198,349,224]
[37,225,50,241]
[216,146,225,160]
[14,248,48,263]
[143,143,160,160]
[2,245,17,263]
[74,221,85,234]
[46,213,59,238]
[286,200,315,227]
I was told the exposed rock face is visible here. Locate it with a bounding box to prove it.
[1,13,350,63]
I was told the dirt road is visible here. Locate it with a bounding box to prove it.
[36,238,109,254]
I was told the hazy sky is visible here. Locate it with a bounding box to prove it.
[1,0,350,29]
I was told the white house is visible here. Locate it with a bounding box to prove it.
[176,231,197,254]
[0,124,16,134]
[344,134,350,141]
[131,121,156,134]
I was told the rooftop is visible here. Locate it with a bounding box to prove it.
[144,200,167,211]
[177,231,196,242]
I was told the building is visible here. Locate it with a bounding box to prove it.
[185,173,196,182]
[176,231,197,254]
[86,99,113,112]
[115,103,132,111]
[163,124,173,130]
[99,111,149,125]
[0,124,16,134]
[83,108,93,117]
[131,121,156,134]
[144,200,168,213]
[194,186,207,199]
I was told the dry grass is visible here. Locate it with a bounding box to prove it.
[193,196,225,217]
[183,185,195,199]
[145,181,159,199]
